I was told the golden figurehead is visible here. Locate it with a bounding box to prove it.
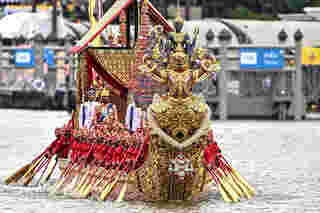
[139,19,219,142]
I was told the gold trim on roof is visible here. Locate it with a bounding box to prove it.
[75,0,133,51]
[88,48,136,87]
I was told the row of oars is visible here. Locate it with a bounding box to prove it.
[4,116,74,187]
[4,151,58,187]
[49,130,148,202]
[206,164,256,203]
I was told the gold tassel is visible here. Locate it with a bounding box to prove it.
[4,163,31,185]
[231,168,256,196]
[100,175,120,201]
[116,180,128,202]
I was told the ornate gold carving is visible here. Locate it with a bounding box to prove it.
[76,0,133,49]
[151,96,207,142]
[133,116,213,201]
[88,49,136,87]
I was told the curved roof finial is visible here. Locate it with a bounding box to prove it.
[174,0,184,26]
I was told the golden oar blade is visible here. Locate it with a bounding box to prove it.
[231,168,256,196]
[116,181,128,202]
[100,175,120,201]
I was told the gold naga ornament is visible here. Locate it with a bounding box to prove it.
[134,14,224,199]
[139,25,218,142]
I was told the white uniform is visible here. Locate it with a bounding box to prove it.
[125,103,142,132]
[84,101,99,128]
[78,101,99,128]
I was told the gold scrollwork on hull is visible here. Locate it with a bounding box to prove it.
[151,95,208,142]
[132,116,214,201]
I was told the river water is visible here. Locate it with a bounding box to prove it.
[0,109,319,213]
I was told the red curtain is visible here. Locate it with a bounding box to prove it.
[86,53,94,88]
[86,51,128,123]
[86,52,128,96]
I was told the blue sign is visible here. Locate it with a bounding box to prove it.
[14,49,35,68]
[240,48,284,70]
[44,48,55,68]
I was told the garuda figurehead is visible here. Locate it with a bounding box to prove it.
[168,44,189,71]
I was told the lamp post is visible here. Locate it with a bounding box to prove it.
[294,29,304,120]
[278,28,288,44]
[218,29,231,120]
[203,28,215,98]
[206,29,215,46]
[186,0,191,20]
[65,34,74,110]
[32,0,38,12]
[31,34,44,79]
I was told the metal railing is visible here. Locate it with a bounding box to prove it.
[199,29,306,120]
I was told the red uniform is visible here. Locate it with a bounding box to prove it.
[70,140,81,163]
[204,142,221,166]
[104,146,114,168]
[113,145,124,165]
[93,144,108,165]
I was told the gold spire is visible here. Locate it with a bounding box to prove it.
[88,0,103,46]
[174,6,184,25]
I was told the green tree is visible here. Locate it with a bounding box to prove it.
[287,0,305,12]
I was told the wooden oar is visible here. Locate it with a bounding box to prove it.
[231,168,256,196]
[21,157,44,182]
[39,155,58,185]
[115,132,149,202]
[4,149,48,185]
[36,157,53,186]
[4,163,31,185]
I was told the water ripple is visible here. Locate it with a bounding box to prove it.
[0,110,320,212]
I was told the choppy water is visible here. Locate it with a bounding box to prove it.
[0,109,320,213]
